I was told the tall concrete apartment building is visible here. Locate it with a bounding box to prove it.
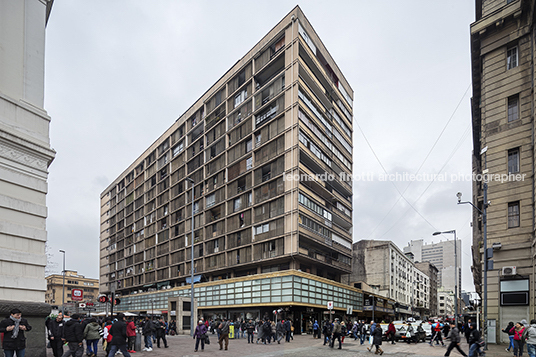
[470,0,535,344]
[100,7,356,329]
[404,239,461,292]
[0,1,55,356]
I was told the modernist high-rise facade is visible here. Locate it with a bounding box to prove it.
[470,0,535,344]
[99,6,355,329]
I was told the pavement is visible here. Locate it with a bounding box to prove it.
[48,334,513,357]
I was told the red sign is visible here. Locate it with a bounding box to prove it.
[86,302,94,307]
[71,289,83,301]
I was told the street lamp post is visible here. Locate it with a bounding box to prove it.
[432,230,458,327]
[186,177,195,337]
[59,250,66,315]
[458,189,489,350]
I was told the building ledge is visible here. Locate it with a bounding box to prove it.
[471,0,522,35]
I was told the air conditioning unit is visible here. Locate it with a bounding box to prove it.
[502,266,517,276]
[214,247,219,253]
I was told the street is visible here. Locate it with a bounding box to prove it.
[46,334,510,357]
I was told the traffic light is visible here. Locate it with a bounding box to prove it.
[114,298,121,306]
[98,295,108,303]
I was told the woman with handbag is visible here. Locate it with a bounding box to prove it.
[194,320,208,352]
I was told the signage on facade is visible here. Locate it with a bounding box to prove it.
[327,301,333,310]
[71,289,83,301]
[347,306,353,315]
[79,303,86,308]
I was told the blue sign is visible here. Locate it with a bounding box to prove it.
[186,275,202,284]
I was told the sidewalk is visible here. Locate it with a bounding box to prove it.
[47,334,512,357]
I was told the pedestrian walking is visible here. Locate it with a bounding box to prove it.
[107,313,131,357]
[431,320,445,346]
[47,313,65,357]
[322,320,332,346]
[331,318,342,349]
[367,321,384,355]
[524,319,536,357]
[141,316,154,351]
[0,308,32,357]
[284,319,291,343]
[313,320,319,339]
[444,321,468,357]
[511,321,526,357]
[463,320,473,344]
[276,319,285,344]
[387,321,396,344]
[218,317,230,351]
[503,321,515,352]
[155,318,168,348]
[193,320,207,352]
[359,320,367,345]
[62,313,84,357]
[468,324,482,357]
[82,318,101,357]
[261,319,271,344]
[341,321,347,343]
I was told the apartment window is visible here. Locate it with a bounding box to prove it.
[246,157,253,170]
[507,46,518,70]
[508,201,520,228]
[206,194,215,208]
[508,148,520,174]
[508,96,519,122]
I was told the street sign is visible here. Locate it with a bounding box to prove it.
[327,301,333,310]
[347,306,353,315]
[71,289,83,301]
[86,302,94,307]
[79,303,86,308]
[83,308,96,311]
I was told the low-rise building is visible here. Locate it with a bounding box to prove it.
[438,288,454,317]
[45,270,99,311]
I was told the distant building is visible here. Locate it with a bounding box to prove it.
[404,239,461,292]
[45,271,99,312]
[415,261,439,317]
[350,240,430,319]
[438,288,454,317]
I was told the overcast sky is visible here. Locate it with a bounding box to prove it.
[44,1,476,292]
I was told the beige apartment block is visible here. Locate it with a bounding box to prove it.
[470,0,535,344]
[99,6,353,322]
[45,270,99,308]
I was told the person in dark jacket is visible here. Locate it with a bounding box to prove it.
[262,320,271,344]
[444,321,468,357]
[155,318,168,348]
[141,316,154,351]
[107,313,131,357]
[193,320,207,352]
[503,321,516,352]
[0,308,32,357]
[62,314,84,357]
[367,321,384,355]
[276,320,285,344]
[468,324,481,357]
[246,319,255,343]
[322,320,332,346]
[47,313,65,357]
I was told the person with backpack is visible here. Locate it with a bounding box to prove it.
[510,321,527,357]
[359,320,367,345]
[276,319,285,344]
[312,320,319,339]
[331,318,342,349]
[431,320,445,346]
[83,318,101,357]
[503,321,516,352]
[261,319,271,344]
[218,317,230,351]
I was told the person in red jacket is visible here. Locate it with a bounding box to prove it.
[387,321,396,344]
[126,317,137,353]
